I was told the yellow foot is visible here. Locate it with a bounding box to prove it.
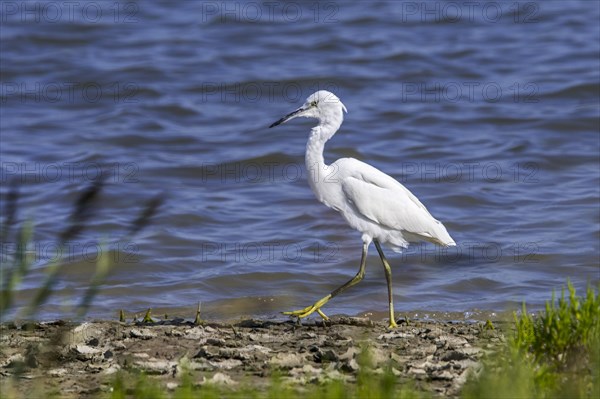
[282,304,313,317]
[388,318,398,329]
[283,296,331,320]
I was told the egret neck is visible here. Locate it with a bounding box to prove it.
[305,112,344,202]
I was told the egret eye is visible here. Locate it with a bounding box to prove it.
[310,100,318,107]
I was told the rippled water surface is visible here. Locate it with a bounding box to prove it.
[1,1,599,320]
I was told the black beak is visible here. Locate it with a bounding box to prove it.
[269,107,304,128]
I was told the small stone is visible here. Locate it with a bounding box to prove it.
[377,331,413,340]
[113,342,126,350]
[129,328,157,340]
[195,346,218,359]
[188,360,212,371]
[338,347,359,361]
[86,363,109,372]
[184,328,207,340]
[455,359,479,371]
[290,364,322,377]
[166,382,179,390]
[203,372,237,386]
[409,344,437,356]
[300,332,317,339]
[432,370,455,380]
[2,353,25,368]
[48,368,68,377]
[413,357,435,370]
[321,349,338,362]
[241,344,272,358]
[210,359,243,370]
[409,367,427,376]
[435,335,468,349]
[135,359,176,375]
[313,348,338,363]
[62,322,93,345]
[206,338,226,347]
[441,350,469,361]
[72,344,102,360]
[456,347,482,356]
[103,364,121,375]
[340,358,359,372]
[270,352,305,369]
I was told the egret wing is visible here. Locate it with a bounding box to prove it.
[337,158,451,243]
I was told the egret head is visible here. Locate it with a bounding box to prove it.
[269,90,347,128]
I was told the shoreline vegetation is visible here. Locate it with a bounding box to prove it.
[1,181,599,397]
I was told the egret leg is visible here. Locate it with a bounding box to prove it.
[374,240,398,329]
[283,242,368,320]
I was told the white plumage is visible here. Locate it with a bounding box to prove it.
[270,90,455,328]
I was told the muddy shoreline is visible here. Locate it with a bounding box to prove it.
[1,317,505,398]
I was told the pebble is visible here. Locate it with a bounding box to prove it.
[166,382,179,390]
[210,359,243,370]
[129,328,157,340]
[47,368,69,377]
[270,352,306,369]
[202,372,237,386]
[71,344,102,360]
[134,359,176,375]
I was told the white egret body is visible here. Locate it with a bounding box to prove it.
[269,90,455,328]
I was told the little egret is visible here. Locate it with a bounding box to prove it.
[269,90,455,328]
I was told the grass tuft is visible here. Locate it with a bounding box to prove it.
[463,282,599,399]
[516,282,599,371]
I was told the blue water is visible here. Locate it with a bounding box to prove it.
[1,1,599,321]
